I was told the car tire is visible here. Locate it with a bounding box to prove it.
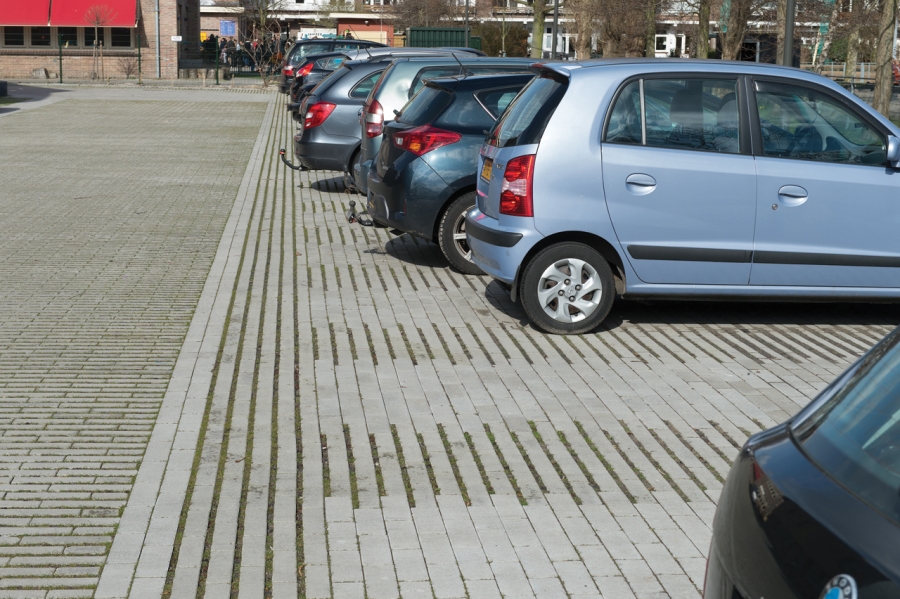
[438,193,483,275]
[519,243,615,335]
[343,150,361,194]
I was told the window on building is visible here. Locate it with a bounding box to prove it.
[656,36,667,51]
[110,28,132,47]
[59,27,78,46]
[31,27,52,46]
[3,27,25,46]
[85,27,105,47]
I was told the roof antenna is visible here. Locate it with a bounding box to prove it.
[452,52,468,77]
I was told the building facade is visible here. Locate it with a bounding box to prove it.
[0,0,199,80]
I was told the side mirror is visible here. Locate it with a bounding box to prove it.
[888,135,900,167]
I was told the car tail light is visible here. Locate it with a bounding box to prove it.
[297,62,314,78]
[499,154,535,217]
[392,126,461,157]
[365,99,384,138]
[283,65,294,77]
[304,102,336,129]
[751,460,783,522]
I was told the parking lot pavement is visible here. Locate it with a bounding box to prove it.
[3,90,898,599]
[98,94,899,599]
[0,86,271,596]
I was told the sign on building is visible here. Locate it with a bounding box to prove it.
[220,20,236,37]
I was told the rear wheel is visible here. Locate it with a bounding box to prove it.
[343,149,361,194]
[519,243,614,335]
[438,192,482,275]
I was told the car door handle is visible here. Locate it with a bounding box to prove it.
[625,173,657,195]
[777,185,808,207]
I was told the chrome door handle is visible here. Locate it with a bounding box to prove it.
[777,185,808,207]
[625,173,657,195]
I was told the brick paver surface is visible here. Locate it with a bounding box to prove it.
[2,88,898,599]
[0,87,270,596]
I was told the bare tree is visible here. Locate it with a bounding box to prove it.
[872,0,897,116]
[117,55,138,78]
[85,5,115,80]
[389,0,457,30]
[243,0,290,86]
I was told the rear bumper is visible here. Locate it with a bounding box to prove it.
[465,208,541,285]
[293,128,357,172]
[365,159,451,239]
[356,158,372,196]
[280,75,293,94]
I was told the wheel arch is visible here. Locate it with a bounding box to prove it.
[431,184,477,243]
[510,231,626,303]
[344,143,362,174]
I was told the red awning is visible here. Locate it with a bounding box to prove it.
[0,0,51,26]
[50,0,138,27]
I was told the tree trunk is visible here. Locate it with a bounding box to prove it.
[816,1,841,73]
[775,0,786,64]
[722,0,750,61]
[697,0,710,59]
[845,23,860,82]
[645,0,657,57]
[872,0,897,116]
[531,3,546,58]
[569,0,593,59]
[602,21,619,57]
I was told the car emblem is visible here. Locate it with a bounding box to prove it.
[819,574,857,599]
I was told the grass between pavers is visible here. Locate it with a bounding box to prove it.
[417,432,440,497]
[620,422,690,502]
[664,422,725,484]
[647,428,709,491]
[437,424,470,506]
[321,434,331,498]
[292,179,305,599]
[529,421,581,504]
[396,324,418,365]
[369,433,387,498]
[430,323,456,365]
[390,424,415,508]
[344,425,360,510]
[574,421,636,503]
[483,424,526,506]
[464,431,495,495]
[464,323,495,366]
[556,430,601,494]
[362,324,379,366]
[709,422,744,451]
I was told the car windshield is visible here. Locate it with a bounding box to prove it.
[794,329,900,525]
[486,75,566,148]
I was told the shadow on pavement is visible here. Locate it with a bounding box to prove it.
[0,84,70,115]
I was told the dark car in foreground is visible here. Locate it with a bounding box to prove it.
[280,39,385,93]
[706,327,900,599]
[367,73,533,273]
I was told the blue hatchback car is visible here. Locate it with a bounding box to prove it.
[467,59,900,335]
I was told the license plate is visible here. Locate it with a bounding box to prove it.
[480,158,493,182]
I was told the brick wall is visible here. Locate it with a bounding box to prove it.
[0,0,198,80]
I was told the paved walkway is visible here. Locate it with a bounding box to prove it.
[1,87,898,598]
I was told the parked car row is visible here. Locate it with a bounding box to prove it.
[288,55,900,340]
[284,51,900,599]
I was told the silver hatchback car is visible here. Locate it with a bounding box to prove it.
[467,59,900,334]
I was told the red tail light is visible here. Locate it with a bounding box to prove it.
[297,62,314,78]
[304,102,336,129]
[283,66,294,77]
[365,99,384,138]
[499,154,535,217]
[391,126,461,157]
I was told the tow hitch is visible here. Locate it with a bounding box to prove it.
[279,148,307,171]
[346,200,374,226]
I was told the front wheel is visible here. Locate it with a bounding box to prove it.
[519,243,615,335]
[438,193,482,275]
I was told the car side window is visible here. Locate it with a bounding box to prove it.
[350,71,383,98]
[605,78,741,154]
[644,78,740,153]
[605,80,642,145]
[475,86,525,119]
[295,43,330,59]
[754,80,886,165]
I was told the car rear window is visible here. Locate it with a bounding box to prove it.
[793,330,900,525]
[486,75,566,148]
[475,85,524,119]
[398,86,453,126]
[316,56,346,70]
[408,66,462,98]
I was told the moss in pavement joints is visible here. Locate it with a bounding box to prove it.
[483,424,526,506]
[574,421,635,503]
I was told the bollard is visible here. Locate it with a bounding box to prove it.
[58,34,63,83]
